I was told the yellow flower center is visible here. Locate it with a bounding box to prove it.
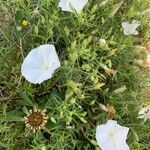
[42,63,49,70]
[109,132,116,140]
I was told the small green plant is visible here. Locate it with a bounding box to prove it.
[0,0,150,149]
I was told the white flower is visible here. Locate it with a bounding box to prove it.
[96,120,130,150]
[58,0,88,13]
[99,39,107,46]
[21,44,60,84]
[138,105,150,121]
[122,20,140,35]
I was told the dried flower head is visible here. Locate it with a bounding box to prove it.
[145,42,150,52]
[141,8,150,16]
[106,104,116,118]
[139,89,150,99]
[4,14,11,22]
[104,66,117,76]
[100,103,116,118]
[136,53,150,69]
[137,59,150,69]
[23,108,48,132]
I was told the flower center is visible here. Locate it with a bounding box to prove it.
[24,109,48,132]
[109,132,116,140]
[42,63,49,70]
[27,112,44,127]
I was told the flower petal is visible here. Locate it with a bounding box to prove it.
[59,1,71,12]
[22,48,42,68]
[122,22,129,29]
[115,142,130,150]
[38,44,60,70]
[21,44,60,84]
[115,126,129,141]
[96,125,110,146]
[131,29,139,35]
[132,20,140,28]
[101,141,116,150]
[123,29,131,35]
[22,69,45,84]
[58,0,88,13]
[106,120,117,131]
[36,70,53,84]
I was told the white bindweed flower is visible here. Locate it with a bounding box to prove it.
[21,44,60,84]
[122,20,140,35]
[58,0,88,13]
[138,105,150,121]
[96,120,130,150]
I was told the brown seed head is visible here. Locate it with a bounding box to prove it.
[23,108,48,132]
[104,67,117,76]
[106,104,116,118]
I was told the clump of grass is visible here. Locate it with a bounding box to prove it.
[0,0,150,149]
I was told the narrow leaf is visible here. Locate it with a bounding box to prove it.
[109,1,124,18]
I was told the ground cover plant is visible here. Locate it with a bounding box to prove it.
[0,0,150,149]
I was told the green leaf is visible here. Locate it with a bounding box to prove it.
[5,114,23,122]
[34,25,39,35]
[51,117,57,124]
[71,40,77,50]
[19,91,34,106]
[109,1,124,18]
[79,117,87,124]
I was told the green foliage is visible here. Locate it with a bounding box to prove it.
[0,0,150,149]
